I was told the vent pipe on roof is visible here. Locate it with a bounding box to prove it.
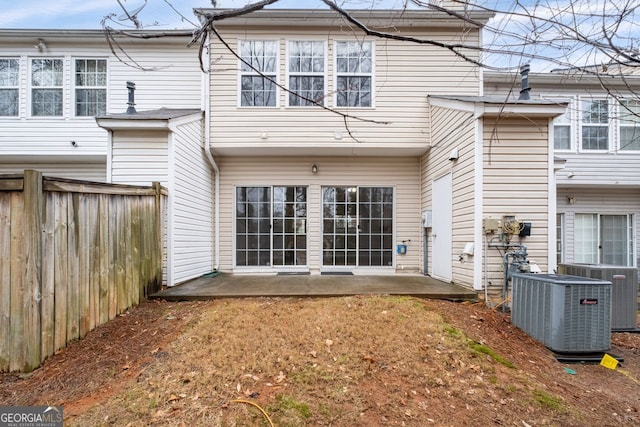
[126,81,137,114]
[518,64,531,100]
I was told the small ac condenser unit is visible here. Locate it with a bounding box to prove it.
[558,264,638,331]
[511,273,611,353]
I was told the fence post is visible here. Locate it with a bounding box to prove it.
[152,182,163,295]
[22,170,43,372]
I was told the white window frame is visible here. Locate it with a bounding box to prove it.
[286,40,327,107]
[334,40,375,108]
[542,94,575,152]
[237,39,279,108]
[618,98,640,152]
[579,96,611,153]
[574,212,636,266]
[29,57,64,118]
[73,58,108,118]
[0,57,20,117]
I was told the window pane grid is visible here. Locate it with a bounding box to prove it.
[581,99,608,150]
[31,58,63,117]
[620,100,640,151]
[336,41,372,107]
[75,59,107,117]
[288,41,325,106]
[0,58,19,116]
[240,40,277,107]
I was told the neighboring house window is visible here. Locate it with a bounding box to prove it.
[75,59,107,117]
[288,41,325,106]
[619,99,640,151]
[239,40,278,107]
[0,58,19,116]
[335,41,373,107]
[580,98,609,150]
[31,58,63,117]
[553,106,571,150]
[574,213,634,266]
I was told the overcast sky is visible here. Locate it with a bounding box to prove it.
[0,0,411,29]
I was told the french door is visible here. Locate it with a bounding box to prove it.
[322,186,393,268]
[235,186,307,267]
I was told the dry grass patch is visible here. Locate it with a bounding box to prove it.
[69,296,569,426]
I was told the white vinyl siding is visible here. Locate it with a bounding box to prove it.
[110,130,169,186]
[170,119,214,283]
[209,28,480,152]
[217,156,421,273]
[0,58,19,116]
[0,162,106,181]
[483,118,550,295]
[422,105,476,285]
[0,36,201,158]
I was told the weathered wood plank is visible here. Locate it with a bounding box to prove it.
[88,195,100,332]
[78,193,91,338]
[98,194,110,325]
[41,192,55,362]
[53,194,68,352]
[116,196,127,315]
[66,193,80,341]
[44,179,161,196]
[0,192,12,371]
[0,178,24,191]
[128,196,139,307]
[139,197,152,301]
[9,191,25,372]
[108,195,118,320]
[22,170,43,372]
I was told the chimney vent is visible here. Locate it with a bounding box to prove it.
[126,81,137,114]
[518,64,531,100]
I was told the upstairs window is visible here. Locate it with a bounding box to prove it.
[31,58,63,117]
[619,99,640,151]
[335,41,373,107]
[580,99,609,150]
[0,58,19,116]
[288,41,325,106]
[553,106,572,150]
[240,40,278,107]
[75,59,107,117]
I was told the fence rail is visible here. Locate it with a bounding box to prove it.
[0,170,166,372]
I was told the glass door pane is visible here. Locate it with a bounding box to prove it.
[358,187,393,266]
[236,187,272,266]
[322,187,357,266]
[574,213,598,264]
[273,186,307,266]
[600,215,632,266]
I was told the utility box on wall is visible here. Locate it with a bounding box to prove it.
[511,273,611,353]
[558,264,638,331]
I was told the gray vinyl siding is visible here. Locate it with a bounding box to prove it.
[557,187,640,266]
[217,156,421,273]
[422,105,476,286]
[110,130,169,186]
[170,120,214,283]
[209,27,480,152]
[483,118,550,296]
[0,162,106,181]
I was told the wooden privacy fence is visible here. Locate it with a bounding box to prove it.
[0,170,167,372]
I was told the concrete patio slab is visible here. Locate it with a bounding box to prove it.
[151,273,478,301]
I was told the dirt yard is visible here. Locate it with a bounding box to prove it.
[1,296,638,426]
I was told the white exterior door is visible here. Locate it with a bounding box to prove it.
[432,173,453,281]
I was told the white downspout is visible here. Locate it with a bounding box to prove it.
[202,33,220,271]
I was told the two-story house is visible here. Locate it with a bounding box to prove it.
[485,70,640,272]
[0,29,203,181]
[3,8,567,304]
